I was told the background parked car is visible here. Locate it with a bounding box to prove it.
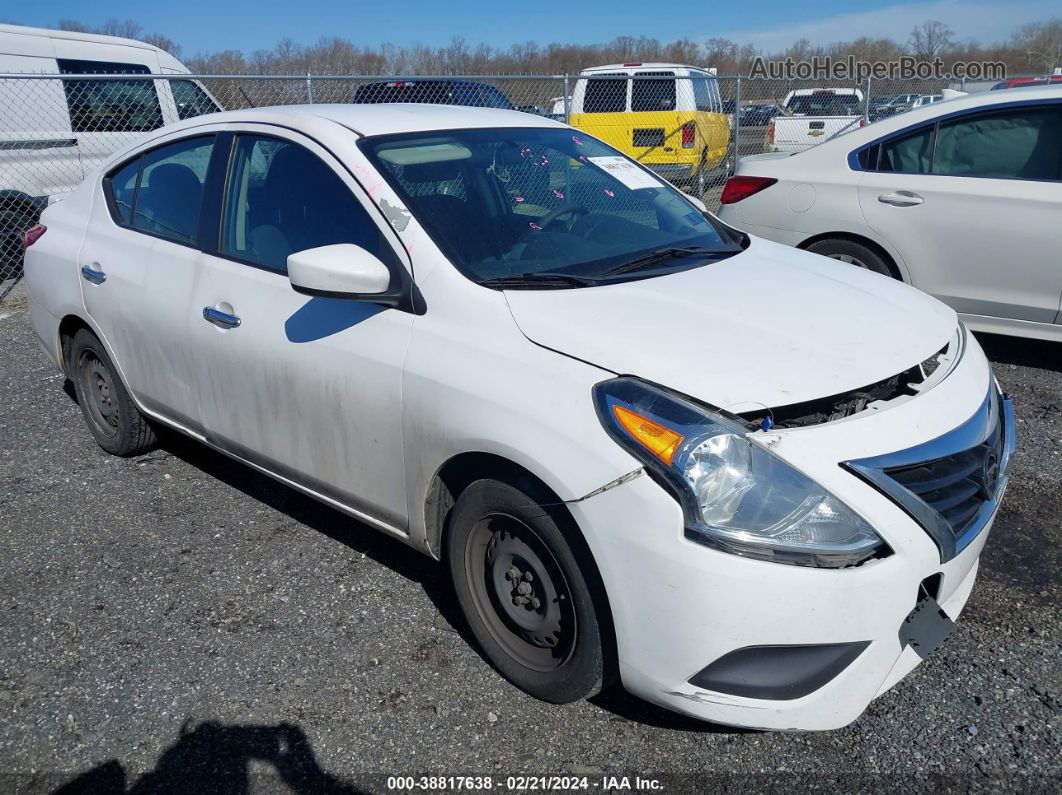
[0,23,219,277]
[872,93,921,121]
[351,79,513,109]
[910,93,943,108]
[719,85,1062,341]
[991,75,1062,89]
[740,103,780,126]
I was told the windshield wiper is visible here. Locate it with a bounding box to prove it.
[477,272,601,289]
[600,246,728,278]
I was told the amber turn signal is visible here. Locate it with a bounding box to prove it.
[611,404,685,466]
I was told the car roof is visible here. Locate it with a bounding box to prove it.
[168,103,565,138]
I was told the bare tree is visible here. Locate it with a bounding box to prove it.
[908,20,954,60]
[1010,18,1062,72]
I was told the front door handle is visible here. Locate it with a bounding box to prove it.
[80,265,106,284]
[202,306,241,329]
[878,191,923,207]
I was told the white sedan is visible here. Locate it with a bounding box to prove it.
[24,104,1013,730]
[719,86,1062,342]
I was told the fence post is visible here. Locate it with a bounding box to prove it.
[563,74,571,124]
[305,72,314,103]
[732,76,741,176]
[864,75,872,125]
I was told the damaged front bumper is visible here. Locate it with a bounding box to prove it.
[565,331,1004,730]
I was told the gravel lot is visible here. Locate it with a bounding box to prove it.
[0,291,1059,793]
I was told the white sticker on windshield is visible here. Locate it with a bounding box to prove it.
[586,156,663,190]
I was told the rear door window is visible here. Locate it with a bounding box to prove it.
[57,58,163,133]
[584,74,627,113]
[130,136,214,243]
[931,106,1062,180]
[632,72,676,112]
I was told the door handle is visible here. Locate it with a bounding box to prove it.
[80,265,106,284]
[202,306,241,329]
[878,191,923,207]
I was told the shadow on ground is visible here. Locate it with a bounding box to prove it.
[975,332,1062,374]
[51,721,363,793]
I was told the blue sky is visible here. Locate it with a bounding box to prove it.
[13,0,1058,55]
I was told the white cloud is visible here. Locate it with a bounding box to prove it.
[721,0,1058,51]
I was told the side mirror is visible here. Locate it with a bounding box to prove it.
[288,244,395,303]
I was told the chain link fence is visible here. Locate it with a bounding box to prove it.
[1,71,959,299]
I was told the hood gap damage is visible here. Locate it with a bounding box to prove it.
[743,338,958,430]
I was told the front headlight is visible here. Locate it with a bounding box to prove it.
[594,377,886,568]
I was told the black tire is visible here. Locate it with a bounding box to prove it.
[69,328,157,456]
[807,238,895,278]
[446,479,607,704]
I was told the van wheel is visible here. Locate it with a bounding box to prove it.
[70,329,157,456]
[447,479,607,703]
[806,238,895,278]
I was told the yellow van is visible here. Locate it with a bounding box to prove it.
[568,63,730,189]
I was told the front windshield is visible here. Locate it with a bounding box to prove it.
[359,127,741,286]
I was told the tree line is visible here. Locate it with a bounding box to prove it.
[43,16,1062,77]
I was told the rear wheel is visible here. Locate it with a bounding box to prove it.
[446,479,607,703]
[69,329,157,456]
[807,238,895,278]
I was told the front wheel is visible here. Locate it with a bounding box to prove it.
[446,479,608,703]
[69,328,157,456]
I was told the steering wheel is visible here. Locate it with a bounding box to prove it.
[538,202,588,231]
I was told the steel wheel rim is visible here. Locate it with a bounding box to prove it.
[464,512,577,672]
[829,253,869,269]
[78,350,119,438]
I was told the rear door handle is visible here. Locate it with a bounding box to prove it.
[80,265,106,284]
[878,191,923,207]
[202,306,241,329]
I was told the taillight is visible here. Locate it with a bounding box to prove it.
[720,176,777,205]
[859,118,866,128]
[23,224,46,248]
[681,122,696,148]
[767,119,775,145]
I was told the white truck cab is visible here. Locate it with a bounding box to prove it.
[769,88,865,153]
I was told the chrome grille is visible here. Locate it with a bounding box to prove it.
[845,386,1015,563]
[884,418,1003,541]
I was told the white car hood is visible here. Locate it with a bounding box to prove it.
[504,238,957,411]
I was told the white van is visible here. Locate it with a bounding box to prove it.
[0,24,220,275]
